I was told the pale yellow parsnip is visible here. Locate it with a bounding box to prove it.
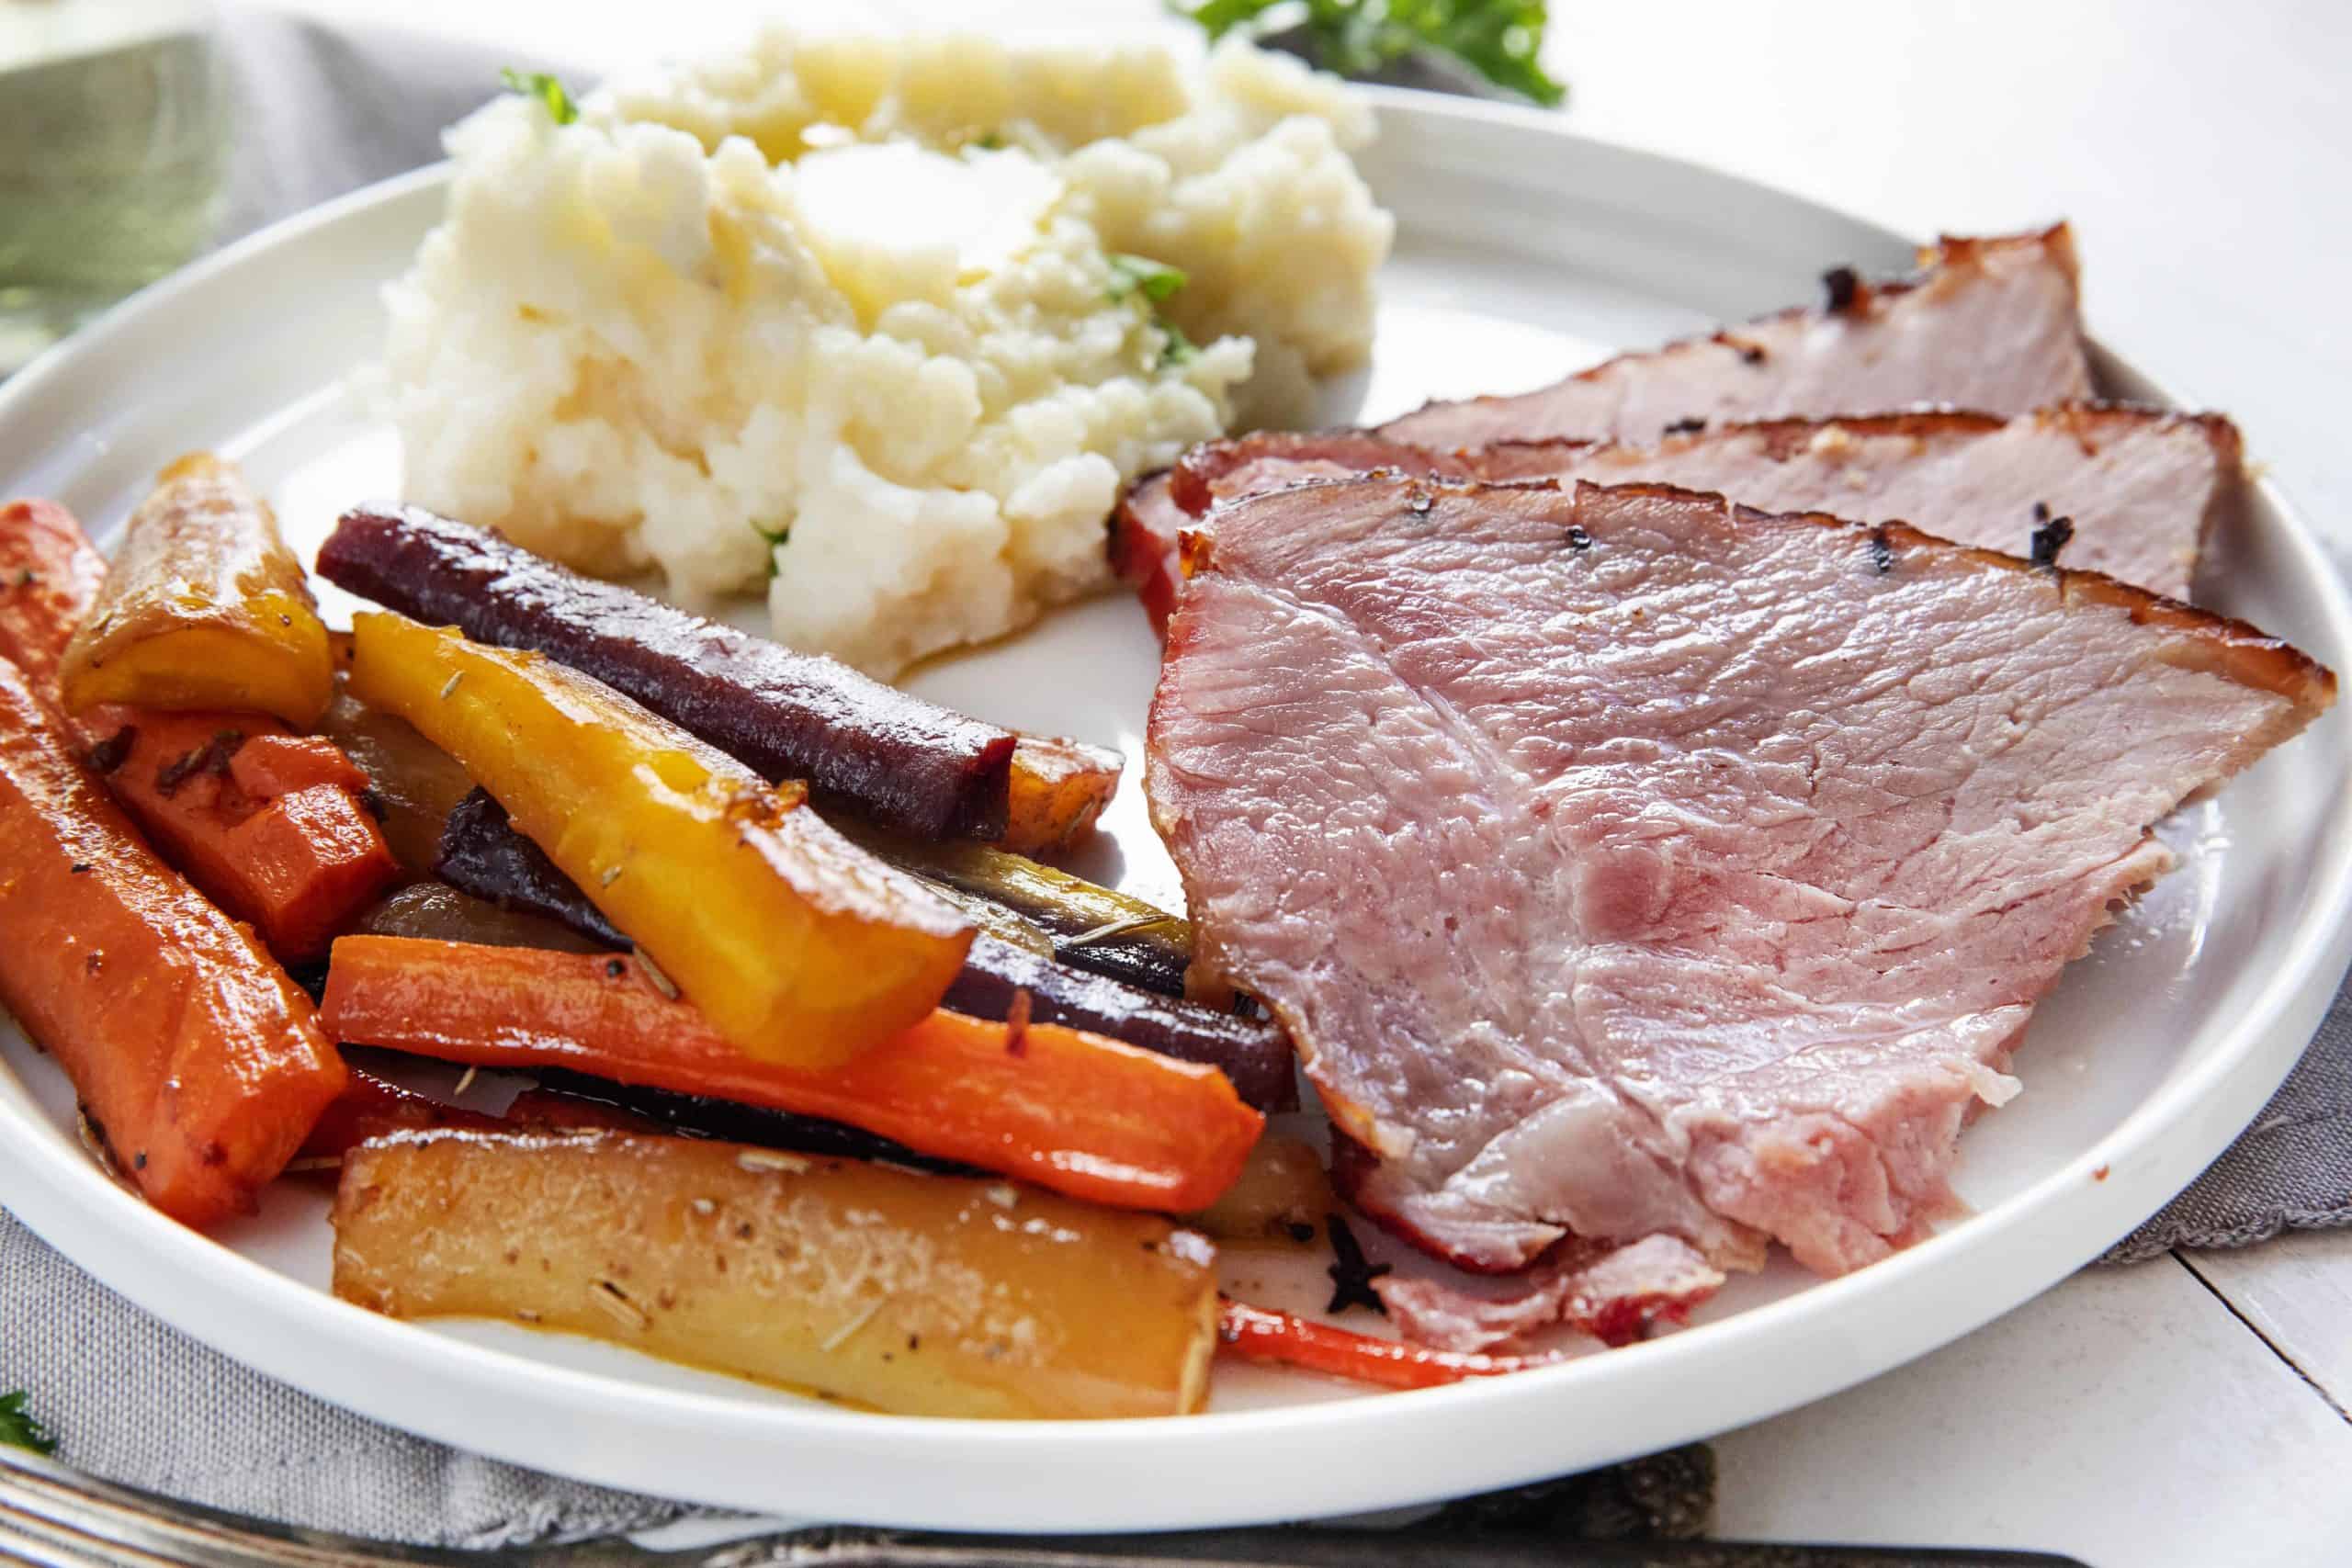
[333,1129,1219,1419]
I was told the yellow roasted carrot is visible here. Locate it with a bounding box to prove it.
[333,1128,1220,1418]
[345,611,971,1066]
[58,455,333,727]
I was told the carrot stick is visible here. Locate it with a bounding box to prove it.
[0,500,398,957]
[1215,1299,1570,1391]
[0,658,346,1226]
[297,1066,500,1160]
[318,935,1264,1212]
[0,501,106,695]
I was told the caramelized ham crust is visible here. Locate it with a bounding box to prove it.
[1381,226,2092,448]
[1148,478,2331,1276]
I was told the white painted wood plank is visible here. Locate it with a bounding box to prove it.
[2183,1229,2352,1416]
[1712,1260,2352,1568]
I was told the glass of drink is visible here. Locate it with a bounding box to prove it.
[0,0,230,375]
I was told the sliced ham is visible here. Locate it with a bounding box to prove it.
[1119,405,2239,618]
[1381,226,2092,448]
[1147,477,2332,1277]
[1376,1234,1725,1353]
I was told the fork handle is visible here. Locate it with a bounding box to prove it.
[0,1444,2086,1568]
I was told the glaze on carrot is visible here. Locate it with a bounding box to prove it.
[0,658,346,1225]
[0,500,399,958]
[318,935,1264,1212]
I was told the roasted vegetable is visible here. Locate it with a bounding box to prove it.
[57,455,333,726]
[1001,735,1122,857]
[435,787,630,948]
[0,658,345,1224]
[352,879,607,953]
[947,934,1294,1111]
[1183,1134,1333,1243]
[315,687,475,875]
[79,717,401,959]
[0,500,106,695]
[319,935,1262,1210]
[424,786,1295,1109]
[526,1069,973,1172]
[345,612,971,1066]
[333,1129,1220,1418]
[0,502,400,957]
[842,823,1194,998]
[1216,1299,1565,1391]
[299,1066,497,1161]
[318,503,1021,840]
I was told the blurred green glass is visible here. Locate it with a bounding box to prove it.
[0,0,229,374]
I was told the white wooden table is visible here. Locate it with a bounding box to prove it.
[273,2,2352,1562]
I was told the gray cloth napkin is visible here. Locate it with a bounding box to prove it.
[1,2,2346,1550]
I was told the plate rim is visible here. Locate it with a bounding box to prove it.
[2,89,2349,1530]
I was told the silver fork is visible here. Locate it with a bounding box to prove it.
[0,1446,2086,1568]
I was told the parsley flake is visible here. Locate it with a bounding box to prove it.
[1157,321,1201,369]
[501,69,580,126]
[0,1391,56,1456]
[1106,253,1189,306]
[748,519,791,581]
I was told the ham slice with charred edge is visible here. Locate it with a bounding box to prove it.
[1148,477,2332,1279]
[1116,403,2240,633]
[1381,226,2091,449]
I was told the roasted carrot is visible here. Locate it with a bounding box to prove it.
[1001,735,1122,857]
[0,501,107,694]
[58,454,334,726]
[0,658,346,1225]
[297,1066,499,1161]
[1215,1299,1568,1391]
[318,935,1263,1211]
[347,611,971,1066]
[0,501,399,957]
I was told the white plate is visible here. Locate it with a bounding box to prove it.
[3,92,2350,1531]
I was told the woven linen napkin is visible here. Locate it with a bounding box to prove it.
[0,2,2345,1550]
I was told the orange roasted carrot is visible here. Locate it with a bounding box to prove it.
[318,935,1264,1211]
[0,658,347,1226]
[0,500,398,957]
[0,501,106,695]
[1215,1299,1568,1391]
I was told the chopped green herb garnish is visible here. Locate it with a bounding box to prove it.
[1106,254,1196,370]
[1169,0,1565,108]
[1106,254,1189,306]
[974,130,1008,151]
[1158,321,1200,369]
[749,519,791,580]
[0,1392,56,1456]
[501,69,579,126]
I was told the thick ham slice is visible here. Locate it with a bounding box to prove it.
[1380,226,2092,448]
[1118,405,2239,621]
[1147,477,2332,1277]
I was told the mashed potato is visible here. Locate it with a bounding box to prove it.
[381,28,1392,676]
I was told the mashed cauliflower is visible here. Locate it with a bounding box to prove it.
[381,28,1392,676]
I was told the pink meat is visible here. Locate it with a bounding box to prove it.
[1124,405,2240,614]
[1147,478,2331,1277]
[1377,1234,1726,1353]
[1381,226,2092,448]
